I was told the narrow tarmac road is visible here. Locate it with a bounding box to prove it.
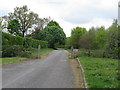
[2,50,75,88]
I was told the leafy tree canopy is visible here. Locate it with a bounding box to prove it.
[7,19,22,36]
[70,26,87,48]
[38,21,66,48]
[2,5,49,37]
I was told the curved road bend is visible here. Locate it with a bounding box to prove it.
[2,50,75,88]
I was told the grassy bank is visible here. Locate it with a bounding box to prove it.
[1,48,53,64]
[31,48,53,58]
[79,57,118,88]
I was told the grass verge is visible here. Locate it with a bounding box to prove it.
[79,56,118,88]
[31,48,53,58]
[1,48,53,64]
[0,57,27,64]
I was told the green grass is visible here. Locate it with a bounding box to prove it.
[0,57,27,64]
[31,48,53,57]
[79,57,118,88]
[1,48,54,64]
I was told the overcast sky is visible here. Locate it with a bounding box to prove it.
[0,0,119,37]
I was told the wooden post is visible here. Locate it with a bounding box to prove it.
[38,45,41,59]
[71,46,73,58]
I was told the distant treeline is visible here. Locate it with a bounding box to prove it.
[66,19,119,59]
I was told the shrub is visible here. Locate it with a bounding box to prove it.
[78,50,106,58]
[18,51,31,57]
[2,45,32,57]
[2,45,24,57]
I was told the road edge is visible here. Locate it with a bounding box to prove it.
[76,58,88,89]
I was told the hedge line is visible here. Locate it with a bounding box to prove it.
[2,32,48,57]
[2,32,48,48]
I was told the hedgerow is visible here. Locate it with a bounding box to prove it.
[2,32,48,57]
[2,32,48,48]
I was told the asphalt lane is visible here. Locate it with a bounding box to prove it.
[2,50,75,88]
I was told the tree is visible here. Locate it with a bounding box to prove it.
[3,5,39,37]
[0,17,2,28]
[7,19,22,36]
[38,21,66,48]
[47,20,61,28]
[65,37,72,49]
[105,19,118,58]
[95,26,106,49]
[78,27,97,50]
[0,17,4,30]
[70,27,87,48]
[30,17,51,39]
[79,31,91,49]
[87,27,98,49]
[79,26,106,50]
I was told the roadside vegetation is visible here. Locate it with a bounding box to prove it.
[66,20,119,59]
[0,48,53,64]
[0,57,27,64]
[80,57,118,88]
[66,19,119,88]
[30,48,54,58]
[1,5,64,64]
[0,5,119,89]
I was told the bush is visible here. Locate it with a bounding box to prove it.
[2,45,24,57]
[18,51,31,57]
[78,50,106,58]
[2,45,32,57]
[89,50,103,58]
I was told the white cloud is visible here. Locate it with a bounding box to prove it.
[0,0,119,37]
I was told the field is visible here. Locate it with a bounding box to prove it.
[79,57,119,88]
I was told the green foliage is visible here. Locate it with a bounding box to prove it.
[0,17,2,29]
[1,57,27,64]
[65,37,72,49]
[118,26,120,59]
[2,45,25,57]
[39,20,66,48]
[80,57,118,88]
[79,26,106,50]
[97,27,106,48]
[3,5,40,37]
[105,20,118,59]
[47,20,61,28]
[67,19,119,59]
[28,17,51,39]
[70,26,87,48]
[7,19,22,36]
[2,32,48,57]
[30,48,53,58]
[2,32,24,45]
[2,32,48,48]
[78,50,106,58]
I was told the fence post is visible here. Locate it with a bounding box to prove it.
[71,46,73,58]
[38,45,41,59]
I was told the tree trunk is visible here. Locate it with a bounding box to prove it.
[22,31,25,37]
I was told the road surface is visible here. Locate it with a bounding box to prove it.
[2,50,75,88]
